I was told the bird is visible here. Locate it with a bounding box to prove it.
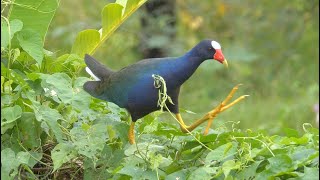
[83,39,248,144]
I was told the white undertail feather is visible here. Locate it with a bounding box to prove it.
[85,67,101,81]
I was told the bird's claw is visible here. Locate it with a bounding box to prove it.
[203,84,248,135]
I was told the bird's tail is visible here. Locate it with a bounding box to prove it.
[83,81,101,98]
[83,54,113,97]
[84,54,114,81]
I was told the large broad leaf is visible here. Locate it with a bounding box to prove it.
[1,148,42,179]
[1,105,22,125]
[34,105,64,142]
[118,165,157,179]
[256,154,295,179]
[188,167,215,180]
[8,0,59,42]
[102,3,124,35]
[1,19,23,48]
[236,160,263,179]
[18,112,41,149]
[71,0,147,57]
[70,123,109,160]
[17,29,44,65]
[205,142,238,164]
[41,73,91,110]
[51,142,77,171]
[70,30,100,58]
[1,148,19,179]
[1,105,22,134]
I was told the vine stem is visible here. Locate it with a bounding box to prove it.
[17,139,52,167]
[232,136,275,157]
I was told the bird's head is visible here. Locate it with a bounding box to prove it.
[195,40,228,67]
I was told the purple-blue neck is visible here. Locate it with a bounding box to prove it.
[171,48,210,86]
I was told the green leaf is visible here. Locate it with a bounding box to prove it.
[1,105,22,125]
[27,152,43,168]
[9,20,23,39]
[124,0,140,14]
[1,65,27,87]
[17,29,44,65]
[41,73,91,110]
[288,147,319,175]
[283,128,300,138]
[257,154,295,179]
[48,53,85,73]
[2,79,13,93]
[9,0,59,42]
[16,151,31,165]
[280,135,309,145]
[71,0,147,56]
[149,153,163,170]
[118,165,157,179]
[1,19,23,48]
[1,148,19,179]
[27,73,41,81]
[51,142,77,171]
[70,123,109,161]
[236,160,263,180]
[18,112,41,149]
[165,169,188,180]
[222,160,241,177]
[1,148,40,179]
[71,29,100,58]
[72,77,92,110]
[205,142,238,164]
[188,167,215,180]
[107,125,116,140]
[102,3,124,35]
[115,0,127,14]
[143,119,159,133]
[294,167,320,180]
[34,105,64,142]
[1,19,9,48]
[11,48,21,64]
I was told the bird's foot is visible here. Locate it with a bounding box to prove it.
[203,84,249,135]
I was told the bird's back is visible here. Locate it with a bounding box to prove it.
[84,54,196,120]
[98,57,179,107]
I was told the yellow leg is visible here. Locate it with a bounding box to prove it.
[176,84,249,135]
[128,122,135,144]
[204,84,248,135]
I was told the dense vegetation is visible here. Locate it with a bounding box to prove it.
[1,0,319,179]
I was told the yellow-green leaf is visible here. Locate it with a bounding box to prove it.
[124,0,140,14]
[102,3,123,35]
[71,29,100,58]
[71,0,147,56]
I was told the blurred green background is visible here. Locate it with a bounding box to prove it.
[46,0,319,134]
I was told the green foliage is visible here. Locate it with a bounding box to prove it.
[1,0,319,179]
[71,0,147,57]
[17,29,44,65]
[8,0,59,42]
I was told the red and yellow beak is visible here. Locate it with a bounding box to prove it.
[214,49,228,68]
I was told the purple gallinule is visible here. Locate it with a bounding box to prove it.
[84,40,248,144]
